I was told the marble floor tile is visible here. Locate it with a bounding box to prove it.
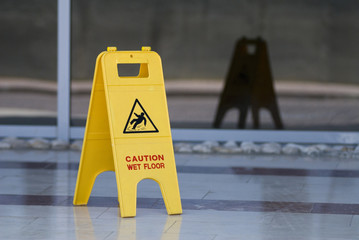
[0,149,358,240]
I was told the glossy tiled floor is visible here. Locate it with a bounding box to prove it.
[0,150,359,239]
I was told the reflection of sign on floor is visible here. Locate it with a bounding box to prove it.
[123,99,159,133]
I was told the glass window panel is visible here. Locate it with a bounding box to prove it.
[0,1,57,125]
[71,0,359,131]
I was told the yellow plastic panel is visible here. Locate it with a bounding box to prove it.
[73,47,182,218]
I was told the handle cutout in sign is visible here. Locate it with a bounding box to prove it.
[117,63,149,78]
[247,44,257,55]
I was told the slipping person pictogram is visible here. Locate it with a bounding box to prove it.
[131,112,147,129]
[123,99,159,134]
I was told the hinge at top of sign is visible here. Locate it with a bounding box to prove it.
[107,47,117,52]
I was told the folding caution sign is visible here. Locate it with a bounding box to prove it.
[73,46,182,217]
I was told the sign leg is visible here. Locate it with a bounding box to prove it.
[159,179,182,215]
[117,179,138,217]
[74,139,114,205]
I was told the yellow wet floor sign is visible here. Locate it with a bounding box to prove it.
[73,46,182,217]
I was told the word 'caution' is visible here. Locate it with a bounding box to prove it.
[125,154,164,162]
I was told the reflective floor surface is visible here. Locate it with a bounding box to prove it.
[0,149,359,239]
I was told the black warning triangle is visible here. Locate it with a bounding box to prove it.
[123,99,159,134]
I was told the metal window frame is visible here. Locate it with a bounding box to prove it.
[69,127,359,145]
[57,0,71,141]
[0,0,359,145]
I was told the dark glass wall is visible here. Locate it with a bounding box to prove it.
[70,1,359,130]
[0,0,57,125]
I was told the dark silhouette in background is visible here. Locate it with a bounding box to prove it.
[213,37,284,129]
